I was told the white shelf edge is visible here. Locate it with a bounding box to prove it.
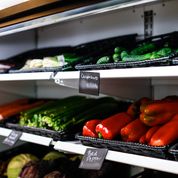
[0,72,53,81]
[54,66,178,79]
[54,141,178,175]
[0,127,52,146]
[1,66,178,81]
[0,0,160,37]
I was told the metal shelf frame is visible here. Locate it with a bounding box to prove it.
[0,0,161,37]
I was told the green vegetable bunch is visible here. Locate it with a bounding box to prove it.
[19,96,123,132]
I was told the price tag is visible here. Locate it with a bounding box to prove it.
[79,71,100,96]
[3,130,22,146]
[79,148,108,170]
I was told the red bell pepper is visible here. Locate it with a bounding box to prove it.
[149,114,178,146]
[82,119,101,138]
[95,112,132,140]
[120,118,149,142]
[127,97,151,119]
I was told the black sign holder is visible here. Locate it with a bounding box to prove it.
[79,71,100,96]
[79,148,108,170]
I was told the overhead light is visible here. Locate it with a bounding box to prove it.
[0,0,29,10]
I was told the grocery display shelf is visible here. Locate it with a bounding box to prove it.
[2,66,178,81]
[0,127,52,146]
[54,141,178,175]
[0,0,160,37]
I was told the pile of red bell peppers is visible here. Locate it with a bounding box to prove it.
[82,95,178,147]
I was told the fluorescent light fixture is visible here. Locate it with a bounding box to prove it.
[0,0,29,10]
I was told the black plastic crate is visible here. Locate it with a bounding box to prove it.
[75,56,171,70]
[5,123,78,141]
[8,46,74,73]
[75,31,178,70]
[76,133,170,159]
[168,143,178,161]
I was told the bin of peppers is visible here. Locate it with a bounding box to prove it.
[76,95,178,159]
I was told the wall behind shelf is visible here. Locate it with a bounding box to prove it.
[37,6,143,47]
[36,0,178,48]
[0,30,36,59]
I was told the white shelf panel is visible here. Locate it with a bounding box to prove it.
[0,0,160,37]
[54,66,178,79]
[1,66,178,81]
[54,141,178,175]
[0,127,52,146]
[0,65,175,81]
[0,72,53,81]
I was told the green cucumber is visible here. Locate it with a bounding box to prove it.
[96,56,110,64]
[114,47,125,54]
[122,53,152,62]
[156,47,172,57]
[130,43,156,55]
[113,53,120,62]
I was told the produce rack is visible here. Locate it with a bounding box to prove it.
[1,125,178,175]
[0,0,160,37]
[0,0,178,177]
[54,141,178,175]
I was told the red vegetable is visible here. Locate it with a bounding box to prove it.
[0,100,44,120]
[149,114,178,146]
[0,98,29,113]
[95,112,132,140]
[121,118,149,142]
[139,134,147,144]
[127,97,151,119]
[143,100,178,116]
[145,126,160,143]
[82,119,101,138]
[140,112,175,126]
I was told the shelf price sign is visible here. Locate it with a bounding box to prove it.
[79,148,108,170]
[79,71,100,96]
[3,130,22,146]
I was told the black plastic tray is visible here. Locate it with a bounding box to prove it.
[8,65,74,73]
[168,143,178,161]
[8,34,137,73]
[75,33,137,57]
[7,46,74,73]
[5,123,78,141]
[75,56,172,70]
[75,134,170,159]
[75,31,178,70]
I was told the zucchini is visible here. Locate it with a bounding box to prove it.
[62,53,81,64]
[63,102,122,130]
